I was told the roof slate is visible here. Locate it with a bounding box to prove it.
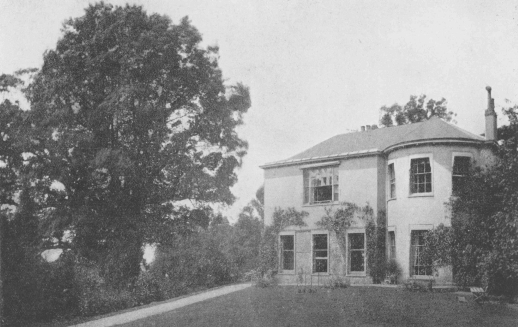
[265,117,485,167]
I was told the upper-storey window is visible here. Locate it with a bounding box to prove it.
[452,156,471,195]
[410,158,432,194]
[303,166,339,204]
[388,163,396,199]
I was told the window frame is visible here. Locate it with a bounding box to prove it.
[312,231,329,274]
[347,229,366,276]
[279,232,295,274]
[451,152,473,196]
[408,154,434,197]
[388,162,396,199]
[302,165,339,205]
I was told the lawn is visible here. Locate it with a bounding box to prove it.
[123,285,518,327]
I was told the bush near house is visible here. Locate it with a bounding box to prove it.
[427,106,518,298]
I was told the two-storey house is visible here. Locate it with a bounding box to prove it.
[261,87,497,285]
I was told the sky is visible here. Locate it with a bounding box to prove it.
[1,0,518,223]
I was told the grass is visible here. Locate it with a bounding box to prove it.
[123,286,518,327]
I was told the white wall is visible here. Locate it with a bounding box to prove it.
[386,144,485,280]
[264,155,385,229]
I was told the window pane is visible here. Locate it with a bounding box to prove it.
[410,158,432,194]
[411,230,431,276]
[453,156,471,175]
[349,233,364,249]
[314,185,332,202]
[313,234,327,250]
[281,235,294,250]
[314,259,327,273]
[350,251,364,272]
[313,234,328,273]
[315,250,328,258]
[283,251,294,270]
[388,231,396,260]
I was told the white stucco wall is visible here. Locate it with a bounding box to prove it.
[386,144,487,280]
[263,142,494,284]
[264,155,385,229]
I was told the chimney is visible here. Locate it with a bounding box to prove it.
[371,125,378,130]
[361,126,365,131]
[485,86,497,141]
[366,125,371,131]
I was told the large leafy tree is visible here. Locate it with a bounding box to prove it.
[379,95,456,127]
[22,3,251,284]
[447,104,518,296]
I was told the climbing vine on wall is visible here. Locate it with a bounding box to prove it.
[421,224,453,268]
[366,210,386,283]
[317,202,386,283]
[258,207,308,274]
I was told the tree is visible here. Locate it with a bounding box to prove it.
[21,3,251,284]
[379,95,456,127]
[447,104,518,296]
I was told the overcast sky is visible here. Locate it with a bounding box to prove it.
[1,0,517,222]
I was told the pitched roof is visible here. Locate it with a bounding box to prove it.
[262,117,486,168]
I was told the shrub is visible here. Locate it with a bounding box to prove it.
[133,271,164,305]
[324,275,349,289]
[385,259,402,284]
[254,270,277,288]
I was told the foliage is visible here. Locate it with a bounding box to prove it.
[231,208,263,274]
[258,207,308,274]
[421,224,453,268]
[366,211,386,284]
[385,259,402,282]
[1,184,78,325]
[254,270,277,288]
[323,275,349,289]
[379,95,456,127]
[447,105,518,297]
[318,203,385,282]
[1,2,251,286]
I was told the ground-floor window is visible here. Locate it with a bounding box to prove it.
[348,233,365,273]
[410,230,432,276]
[313,234,328,273]
[280,235,294,271]
[388,231,396,260]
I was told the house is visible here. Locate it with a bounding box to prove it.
[261,87,498,285]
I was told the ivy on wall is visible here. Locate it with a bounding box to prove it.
[421,224,453,268]
[258,207,308,274]
[366,211,386,283]
[317,202,386,283]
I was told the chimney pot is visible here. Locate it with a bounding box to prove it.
[372,125,378,130]
[361,126,365,131]
[366,125,371,130]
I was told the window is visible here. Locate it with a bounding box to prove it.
[410,158,432,194]
[303,166,339,204]
[348,233,365,273]
[280,235,294,271]
[410,230,432,276]
[388,231,396,261]
[313,234,328,273]
[388,163,396,198]
[452,156,471,194]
